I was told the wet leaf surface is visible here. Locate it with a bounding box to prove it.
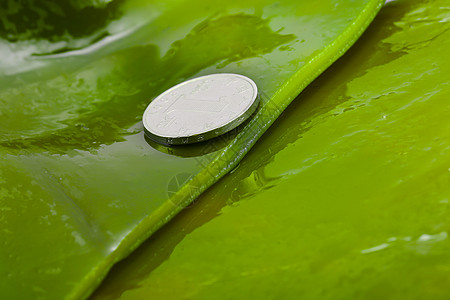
[92,0,450,299]
[0,0,384,298]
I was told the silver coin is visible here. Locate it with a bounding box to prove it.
[143,73,259,145]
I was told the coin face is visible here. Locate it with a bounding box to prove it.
[143,73,259,145]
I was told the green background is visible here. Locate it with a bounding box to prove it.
[3,0,448,299]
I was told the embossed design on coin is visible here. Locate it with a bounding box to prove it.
[143,73,259,145]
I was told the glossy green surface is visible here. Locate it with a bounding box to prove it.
[92,0,450,299]
[1,0,384,298]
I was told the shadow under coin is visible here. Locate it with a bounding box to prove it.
[144,127,235,157]
[143,108,257,157]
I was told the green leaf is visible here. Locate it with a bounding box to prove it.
[92,0,450,299]
[0,0,384,298]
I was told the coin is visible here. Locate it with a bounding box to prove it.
[143,73,259,145]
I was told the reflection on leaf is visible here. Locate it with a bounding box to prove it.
[0,14,295,154]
